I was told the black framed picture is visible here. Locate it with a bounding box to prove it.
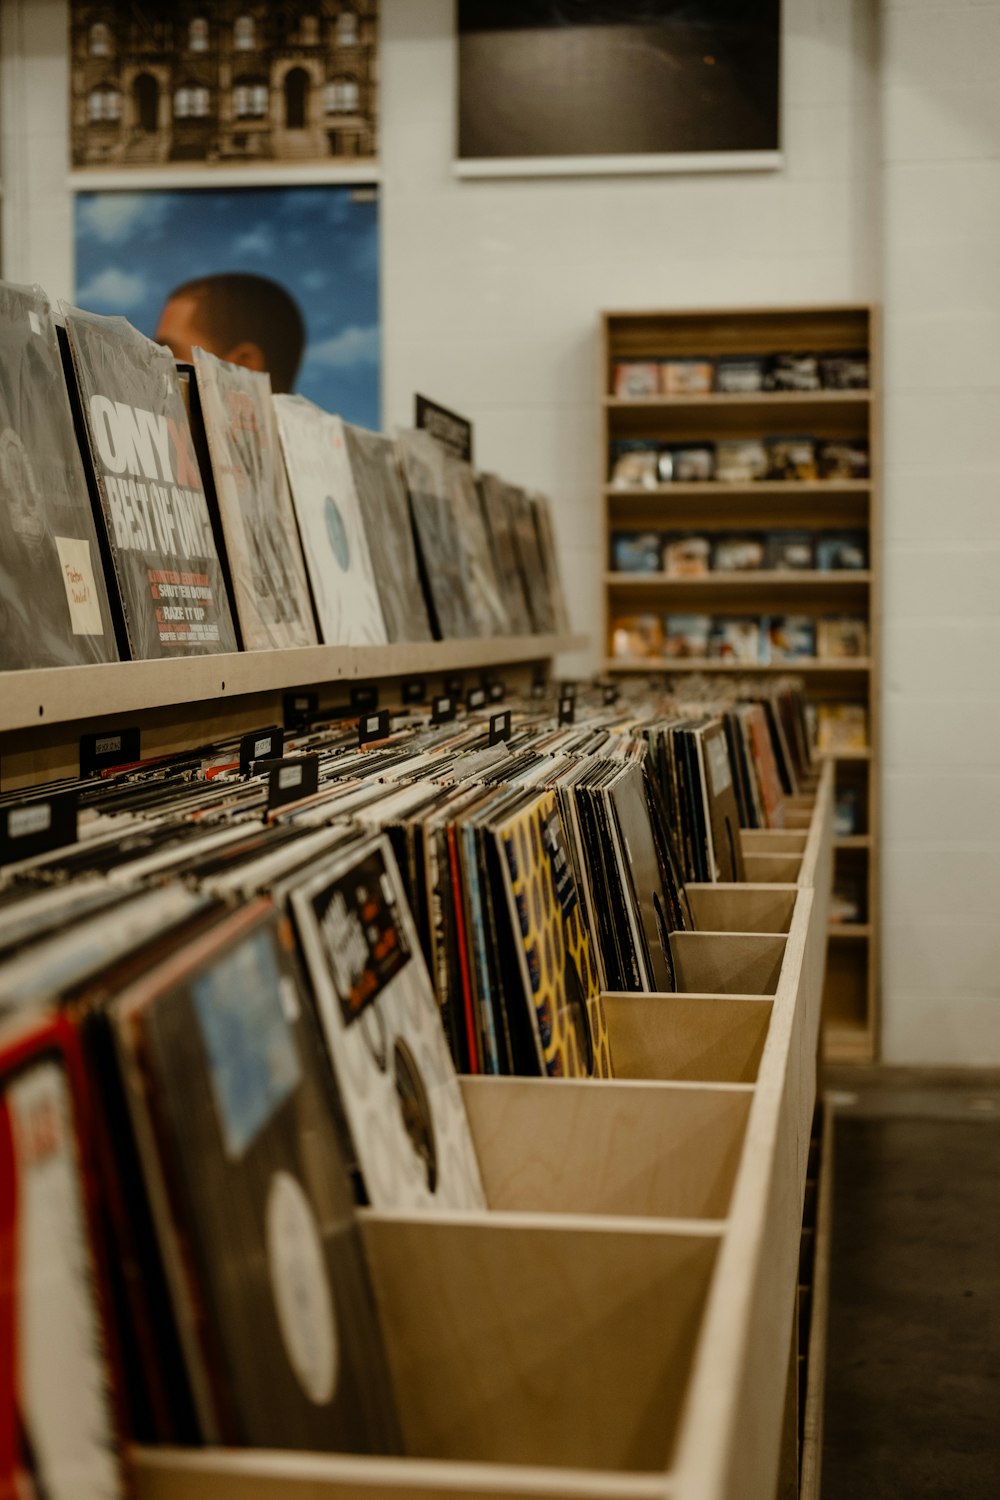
[456,1,781,176]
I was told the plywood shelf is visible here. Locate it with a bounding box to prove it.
[605,480,871,498]
[818,747,871,762]
[605,657,872,676]
[0,634,586,738]
[827,923,872,940]
[605,571,871,587]
[834,836,871,850]
[822,1023,876,1064]
[604,391,870,411]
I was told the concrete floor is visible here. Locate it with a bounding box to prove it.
[820,1068,1000,1499]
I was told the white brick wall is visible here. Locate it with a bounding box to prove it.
[880,0,1000,1065]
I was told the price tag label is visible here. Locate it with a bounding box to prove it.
[80,726,140,777]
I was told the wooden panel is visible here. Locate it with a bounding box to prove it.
[360,1215,719,1474]
[604,307,870,361]
[800,1107,835,1500]
[741,853,803,885]
[132,1448,669,1500]
[669,932,786,996]
[604,993,772,1085]
[685,884,796,934]
[460,1076,752,1219]
[740,831,808,857]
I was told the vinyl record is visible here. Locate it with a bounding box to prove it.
[341,423,434,643]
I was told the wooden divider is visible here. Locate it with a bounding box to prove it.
[131,766,834,1500]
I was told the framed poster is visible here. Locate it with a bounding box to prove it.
[456,1,781,177]
[74,184,380,428]
[69,3,378,180]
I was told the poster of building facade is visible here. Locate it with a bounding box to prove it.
[74,185,380,429]
[70,2,378,172]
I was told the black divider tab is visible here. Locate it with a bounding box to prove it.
[0,791,79,867]
[558,695,576,726]
[283,690,318,729]
[358,709,390,746]
[431,695,456,725]
[80,727,140,777]
[239,726,284,776]
[602,683,620,706]
[488,679,506,702]
[350,684,379,713]
[466,686,487,712]
[559,680,578,701]
[266,756,320,812]
[489,710,512,745]
[402,677,427,705]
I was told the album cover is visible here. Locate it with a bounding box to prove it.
[447,453,513,635]
[694,720,746,882]
[60,305,238,658]
[818,440,869,480]
[0,1009,127,1499]
[816,703,868,752]
[669,445,715,482]
[712,534,766,572]
[663,534,711,578]
[606,765,676,991]
[608,441,661,489]
[340,423,434,643]
[506,484,558,634]
[396,428,481,639]
[708,617,761,663]
[192,351,318,651]
[664,614,711,658]
[716,356,765,393]
[817,616,869,659]
[493,791,612,1079]
[613,361,660,398]
[528,490,571,635]
[715,438,769,483]
[766,437,818,482]
[767,615,817,662]
[289,836,487,1211]
[820,352,870,391]
[0,282,119,671]
[610,614,665,659]
[766,531,815,571]
[741,703,786,828]
[273,397,388,646]
[764,353,820,392]
[661,360,714,396]
[833,786,861,838]
[476,472,536,635]
[112,900,402,1452]
[816,531,868,571]
[611,531,663,573]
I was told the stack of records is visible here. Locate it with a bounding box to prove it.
[396,428,480,639]
[341,423,434,643]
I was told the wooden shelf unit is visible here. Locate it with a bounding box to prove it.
[126,769,833,1500]
[600,306,879,1064]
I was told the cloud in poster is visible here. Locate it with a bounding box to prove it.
[232,222,277,258]
[77,193,170,245]
[75,266,149,310]
[303,325,380,370]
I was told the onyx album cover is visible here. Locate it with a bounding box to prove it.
[61,306,238,659]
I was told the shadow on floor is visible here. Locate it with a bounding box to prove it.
[820,1069,1000,1499]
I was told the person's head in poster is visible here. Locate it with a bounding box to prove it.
[155,271,306,392]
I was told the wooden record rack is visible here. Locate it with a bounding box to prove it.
[600,306,880,1064]
[2,640,833,1499]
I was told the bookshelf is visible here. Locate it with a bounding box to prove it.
[600,306,879,1063]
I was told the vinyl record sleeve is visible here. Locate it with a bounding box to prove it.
[341,423,434,643]
[493,791,613,1079]
[606,766,677,991]
[528,491,570,635]
[111,900,401,1453]
[476,473,535,636]
[0,282,118,670]
[444,452,512,636]
[274,397,388,646]
[60,305,238,659]
[192,350,317,651]
[0,1009,127,1500]
[695,722,746,883]
[289,835,486,1212]
[396,429,480,639]
[505,484,557,634]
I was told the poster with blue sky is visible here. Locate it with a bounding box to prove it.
[74,184,380,429]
